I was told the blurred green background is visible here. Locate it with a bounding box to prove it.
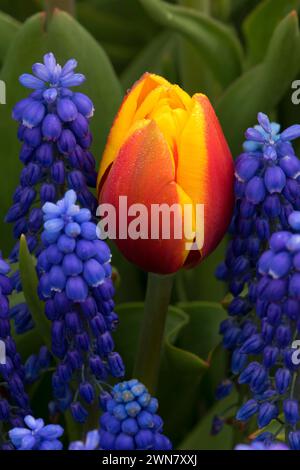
[1,0,300,306]
[1,0,300,449]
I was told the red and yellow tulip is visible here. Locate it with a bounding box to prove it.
[97,73,234,274]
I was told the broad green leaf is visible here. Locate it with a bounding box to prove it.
[178,36,222,99]
[19,234,51,350]
[0,11,122,254]
[230,0,260,22]
[176,0,223,99]
[0,11,20,66]
[243,0,300,66]
[79,0,158,44]
[178,390,238,450]
[114,303,200,377]
[94,42,140,72]
[176,301,226,359]
[120,32,178,91]
[0,0,40,22]
[178,0,211,14]
[113,302,208,445]
[157,308,208,444]
[77,0,159,72]
[217,11,300,156]
[211,0,232,21]
[158,301,226,444]
[139,0,243,87]
[176,302,228,408]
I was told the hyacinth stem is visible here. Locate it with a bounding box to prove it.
[133,272,175,394]
[44,0,75,20]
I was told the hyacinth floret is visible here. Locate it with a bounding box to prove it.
[98,379,172,451]
[9,415,63,450]
[230,210,300,448]
[36,190,124,422]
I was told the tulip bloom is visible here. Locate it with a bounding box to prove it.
[97,73,234,274]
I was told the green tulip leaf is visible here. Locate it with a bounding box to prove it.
[0,10,20,66]
[178,0,211,14]
[178,390,238,450]
[0,0,41,21]
[120,32,178,91]
[176,301,227,360]
[19,234,51,350]
[211,0,232,21]
[243,0,300,66]
[177,35,222,101]
[217,11,300,156]
[113,302,209,445]
[79,0,158,45]
[230,0,260,19]
[176,301,229,409]
[139,0,243,87]
[177,0,222,99]
[77,0,158,72]
[0,10,122,254]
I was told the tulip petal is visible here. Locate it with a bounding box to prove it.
[100,120,193,274]
[177,93,234,265]
[97,73,172,191]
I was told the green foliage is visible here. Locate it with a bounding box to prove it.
[139,0,243,88]
[77,0,159,73]
[0,11,20,66]
[217,11,300,155]
[0,0,41,22]
[243,0,300,66]
[120,32,178,91]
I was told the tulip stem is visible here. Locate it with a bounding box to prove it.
[133,272,175,394]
